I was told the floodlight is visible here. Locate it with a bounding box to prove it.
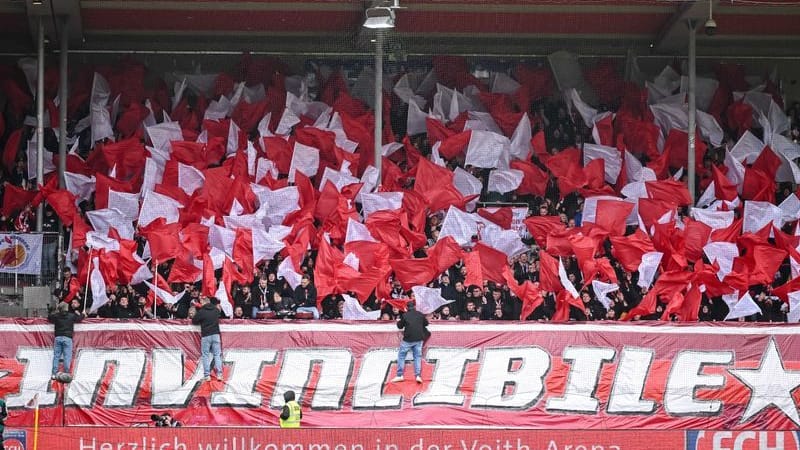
[363,7,395,29]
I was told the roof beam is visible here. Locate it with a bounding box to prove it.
[654,0,717,53]
[25,0,83,49]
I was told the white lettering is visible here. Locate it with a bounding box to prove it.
[415,348,479,406]
[546,346,615,413]
[270,348,353,409]
[352,349,402,409]
[472,347,550,409]
[66,349,146,407]
[607,347,656,414]
[6,347,58,407]
[211,349,277,407]
[664,350,733,415]
[151,348,204,407]
[759,431,785,450]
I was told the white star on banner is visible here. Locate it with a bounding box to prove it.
[728,339,800,426]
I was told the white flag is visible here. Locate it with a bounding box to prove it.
[591,280,619,310]
[277,257,303,290]
[144,281,183,305]
[108,189,140,221]
[288,142,320,182]
[558,257,580,299]
[88,257,109,314]
[345,218,377,243]
[138,190,182,228]
[178,163,206,196]
[465,130,510,169]
[342,294,380,320]
[788,291,800,323]
[360,192,403,218]
[64,172,96,204]
[703,241,738,280]
[509,113,532,160]
[487,169,524,194]
[743,200,784,234]
[637,251,663,289]
[213,273,234,318]
[724,293,761,321]
[584,143,622,184]
[411,286,453,315]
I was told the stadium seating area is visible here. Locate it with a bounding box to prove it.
[1,54,800,323]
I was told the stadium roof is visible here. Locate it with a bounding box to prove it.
[4,0,800,57]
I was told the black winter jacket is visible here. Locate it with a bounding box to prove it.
[192,303,221,337]
[48,311,84,338]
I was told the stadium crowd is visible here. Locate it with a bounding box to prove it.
[1,54,800,323]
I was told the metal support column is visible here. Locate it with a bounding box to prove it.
[35,17,45,232]
[58,17,68,189]
[687,19,697,202]
[373,31,384,189]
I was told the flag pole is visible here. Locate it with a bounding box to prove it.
[82,247,92,315]
[32,397,40,450]
[152,259,158,319]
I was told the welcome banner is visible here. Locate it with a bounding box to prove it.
[0,319,799,430]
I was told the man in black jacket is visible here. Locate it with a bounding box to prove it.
[192,297,223,382]
[391,301,429,384]
[48,302,84,380]
[294,275,319,319]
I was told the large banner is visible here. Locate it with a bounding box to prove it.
[0,234,42,275]
[2,427,690,450]
[1,319,800,430]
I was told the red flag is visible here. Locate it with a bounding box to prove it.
[741,168,776,203]
[683,218,712,262]
[233,228,255,284]
[2,183,36,217]
[609,230,656,271]
[464,243,507,287]
[502,266,543,320]
[524,216,564,246]
[537,251,561,293]
[510,159,548,197]
[141,221,183,262]
[437,130,471,160]
[168,253,201,284]
[202,252,217,297]
[645,179,693,206]
[711,164,738,201]
[664,129,707,173]
[593,200,634,236]
[477,207,513,229]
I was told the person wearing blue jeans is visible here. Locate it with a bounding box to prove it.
[48,302,84,380]
[391,301,429,384]
[192,297,223,381]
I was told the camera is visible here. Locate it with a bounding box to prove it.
[704,18,717,36]
[150,413,181,427]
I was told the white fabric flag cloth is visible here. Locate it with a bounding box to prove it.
[251,227,286,263]
[582,196,635,225]
[88,257,110,314]
[703,241,739,280]
[318,166,359,192]
[141,157,165,195]
[453,167,482,212]
[393,73,427,108]
[680,75,719,112]
[487,169,524,194]
[788,291,800,323]
[737,90,791,137]
[275,107,301,136]
[144,281,183,305]
[255,157,279,184]
[465,130,510,169]
[591,280,619,310]
[490,72,521,94]
[26,137,56,180]
[558,257,581,299]
[209,224,235,257]
[64,172,96,204]
[637,251,663,289]
[213,273,234,318]
[723,150,746,191]
[724,293,762,320]
[730,131,765,164]
[224,212,262,230]
[382,142,404,158]
[277,257,303,290]
[432,83,453,120]
[691,208,734,230]
[146,121,183,153]
[252,185,300,226]
[779,193,800,224]
[407,100,429,136]
[342,294,380,320]
[138,190,183,228]
[509,113,532,160]
[90,72,115,144]
[226,119,241,155]
[85,231,120,252]
[438,206,493,246]
[481,227,526,260]
[177,163,206,196]
[358,165,380,203]
[108,189,140,221]
[411,286,454,314]
[566,88,598,127]
[465,111,503,135]
[698,181,720,209]
[87,208,135,240]
[360,192,403,218]
[343,252,360,271]
[204,95,232,121]
[345,218,377,243]
[743,200,784,234]
[288,142,320,182]
[584,143,622,184]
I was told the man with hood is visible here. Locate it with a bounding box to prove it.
[192,296,223,382]
[391,301,429,384]
[48,301,84,381]
[279,390,302,428]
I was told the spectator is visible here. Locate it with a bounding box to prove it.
[48,302,84,380]
[391,301,429,384]
[114,296,138,319]
[294,275,319,319]
[192,297,223,382]
[279,390,302,428]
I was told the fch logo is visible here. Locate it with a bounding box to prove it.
[3,429,27,450]
[687,431,800,450]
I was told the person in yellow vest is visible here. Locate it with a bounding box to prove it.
[279,390,302,428]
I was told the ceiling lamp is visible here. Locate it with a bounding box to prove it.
[363,6,395,29]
